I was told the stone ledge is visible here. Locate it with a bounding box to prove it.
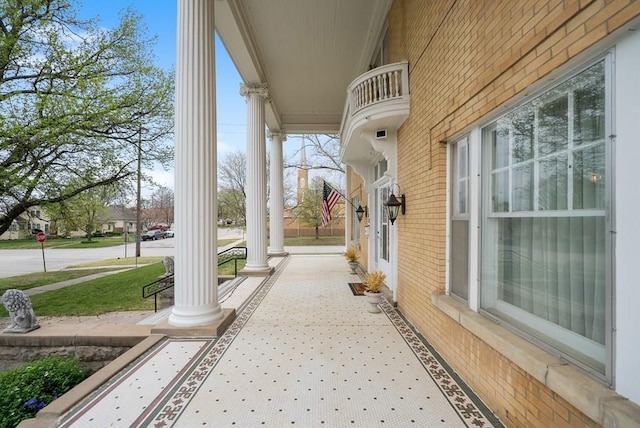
[432,293,640,427]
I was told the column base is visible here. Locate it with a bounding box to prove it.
[267,249,289,257]
[155,308,235,336]
[240,266,275,276]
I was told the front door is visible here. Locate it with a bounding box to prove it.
[373,183,392,282]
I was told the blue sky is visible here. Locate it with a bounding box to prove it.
[77,1,285,191]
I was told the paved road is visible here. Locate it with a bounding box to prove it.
[0,228,244,279]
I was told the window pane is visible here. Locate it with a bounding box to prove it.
[574,62,605,146]
[492,121,510,169]
[573,144,606,210]
[492,170,509,212]
[496,216,606,344]
[539,154,568,210]
[512,164,533,211]
[458,181,467,214]
[538,94,568,156]
[451,220,469,300]
[511,108,534,164]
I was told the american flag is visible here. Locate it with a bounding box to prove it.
[321,181,341,227]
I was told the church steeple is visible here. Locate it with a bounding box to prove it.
[297,137,309,205]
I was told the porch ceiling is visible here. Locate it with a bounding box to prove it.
[215,0,392,133]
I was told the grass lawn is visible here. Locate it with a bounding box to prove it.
[0,236,129,250]
[282,235,344,246]
[68,257,164,268]
[0,268,124,293]
[0,263,164,317]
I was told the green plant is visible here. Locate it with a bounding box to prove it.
[364,270,386,293]
[343,246,360,262]
[0,357,87,428]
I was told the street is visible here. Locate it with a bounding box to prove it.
[0,228,244,278]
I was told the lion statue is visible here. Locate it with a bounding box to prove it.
[2,289,39,333]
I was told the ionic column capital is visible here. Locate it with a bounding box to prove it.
[240,83,269,99]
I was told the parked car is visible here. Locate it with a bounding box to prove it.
[142,230,166,241]
[165,229,174,238]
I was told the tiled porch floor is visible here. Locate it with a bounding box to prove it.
[57,255,503,427]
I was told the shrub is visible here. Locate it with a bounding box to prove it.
[0,356,87,428]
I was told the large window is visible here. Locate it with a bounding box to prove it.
[480,60,609,375]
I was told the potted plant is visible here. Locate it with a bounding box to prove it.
[363,270,386,313]
[343,245,360,274]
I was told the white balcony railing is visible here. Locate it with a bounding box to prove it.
[340,61,410,150]
[349,61,408,115]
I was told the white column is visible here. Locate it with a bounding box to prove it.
[240,84,272,274]
[169,0,223,327]
[268,130,287,256]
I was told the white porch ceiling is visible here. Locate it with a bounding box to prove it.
[215,0,392,133]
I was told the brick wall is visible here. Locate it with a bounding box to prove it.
[387,0,640,426]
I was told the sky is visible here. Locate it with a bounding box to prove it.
[77,0,306,195]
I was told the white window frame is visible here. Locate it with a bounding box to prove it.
[478,55,613,381]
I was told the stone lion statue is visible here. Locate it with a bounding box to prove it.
[162,256,175,276]
[2,289,39,333]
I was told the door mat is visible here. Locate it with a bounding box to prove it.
[348,282,366,296]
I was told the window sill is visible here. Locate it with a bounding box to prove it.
[431,293,640,427]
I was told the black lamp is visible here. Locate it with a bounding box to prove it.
[355,205,366,223]
[385,191,405,225]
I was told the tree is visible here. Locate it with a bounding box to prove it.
[0,0,174,235]
[294,176,339,239]
[218,151,248,225]
[285,134,344,173]
[148,185,174,226]
[44,181,120,241]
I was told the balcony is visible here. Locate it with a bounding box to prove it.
[340,61,410,171]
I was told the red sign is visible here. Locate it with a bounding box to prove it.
[36,232,46,243]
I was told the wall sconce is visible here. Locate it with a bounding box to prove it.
[385,187,405,225]
[355,205,368,223]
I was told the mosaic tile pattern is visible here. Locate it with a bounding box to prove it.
[59,255,502,427]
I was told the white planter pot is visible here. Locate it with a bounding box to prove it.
[348,261,359,274]
[364,291,383,313]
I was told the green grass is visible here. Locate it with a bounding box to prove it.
[0,236,128,250]
[0,269,124,293]
[218,259,246,276]
[68,257,164,268]
[217,238,241,247]
[282,235,344,246]
[0,263,163,317]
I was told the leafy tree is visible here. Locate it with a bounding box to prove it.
[0,0,174,235]
[44,181,120,240]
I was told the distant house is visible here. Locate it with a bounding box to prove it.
[0,206,51,240]
[100,205,137,235]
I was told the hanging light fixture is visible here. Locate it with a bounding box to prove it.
[355,205,367,223]
[385,187,405,225]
